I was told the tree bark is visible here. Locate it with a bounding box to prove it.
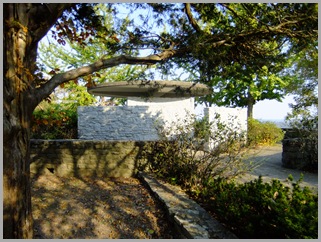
[247,92,255,119]
[3,91,34,239]
[4,5,37,239]
[3,3,70,238]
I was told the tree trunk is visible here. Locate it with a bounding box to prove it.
[247,101,254,119]
[4,4,40,239]
[3,74,34,237]
[247,92,255,119]
[3,4,71,238]
[3,95,34,239]
[3,26,34,241]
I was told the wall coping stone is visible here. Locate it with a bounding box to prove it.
[137,172,238,239]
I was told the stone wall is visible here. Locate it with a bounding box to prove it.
[78,101,248,148]
[282,129,318,171]
[78,97,194,141]
[138,172,238,239]
[30,139,148,179]
[282,138,307,169]
[78,106,160,141]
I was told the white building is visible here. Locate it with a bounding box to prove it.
[78,81,247,149]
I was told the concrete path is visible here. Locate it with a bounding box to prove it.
[236,144,318,193]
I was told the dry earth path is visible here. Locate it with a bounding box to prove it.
[31,174,176,239]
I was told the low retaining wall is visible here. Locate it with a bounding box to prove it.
[138,172,238,239]
[282,129,318,171]
[30,139,148,179]
[282,138,307,169]
[282,138,318,171]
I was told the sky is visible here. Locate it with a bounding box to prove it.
[194,95,294,122]
[253,95,294,121]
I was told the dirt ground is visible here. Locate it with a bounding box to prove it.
[31,173,176,239]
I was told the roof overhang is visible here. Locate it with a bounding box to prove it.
[88,80,212,98]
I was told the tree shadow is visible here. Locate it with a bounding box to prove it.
[29,139,177,239]
[30,140,147,180]
[31,173,176,239]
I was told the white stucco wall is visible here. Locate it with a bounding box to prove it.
[204,106,247,150]
[127,97,194,108]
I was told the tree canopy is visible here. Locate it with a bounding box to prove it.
[144,3,317,118]
[38,3,317,117]
[285,41,318,129]
[37,4,149,106]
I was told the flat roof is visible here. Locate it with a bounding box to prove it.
[87,80,212,98]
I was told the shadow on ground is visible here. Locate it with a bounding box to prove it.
[31,174,176,239]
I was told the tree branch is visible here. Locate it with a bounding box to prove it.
[34,50,179,103]
[184,3,202,33]
[219,3,242,21]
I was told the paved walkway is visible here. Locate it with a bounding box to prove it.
[236,144,318,193]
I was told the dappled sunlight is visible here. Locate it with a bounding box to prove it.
[31,174,174,239]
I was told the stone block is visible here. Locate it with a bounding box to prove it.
[137,172,238,239]
[30,140,150,178]
[282,138,310,169]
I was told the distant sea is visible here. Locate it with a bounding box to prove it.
[257,119,291,129]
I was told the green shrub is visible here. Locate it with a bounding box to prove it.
[247,118,284,146]
[141,114,317,239]
[31,103,77,139]
[192,175,318,239]
[31,82,97,139]
[140,114,256,191]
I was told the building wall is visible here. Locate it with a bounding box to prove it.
[78,97,194,141]
[204,106,247,150]
[78,99,247,145]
